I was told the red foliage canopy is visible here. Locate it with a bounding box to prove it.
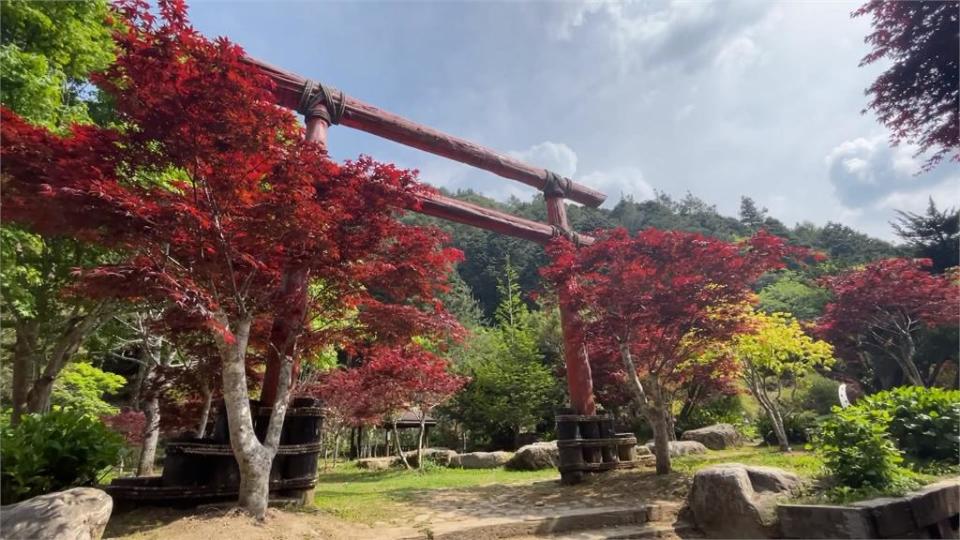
[0,0,461,357]
[543,228,802,400]
[854,1,959,170]
[816,258,958,385]
[308,346,467,427]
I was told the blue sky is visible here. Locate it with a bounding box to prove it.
[188,1,958,240]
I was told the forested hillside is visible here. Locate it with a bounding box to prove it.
[414,189,907,320]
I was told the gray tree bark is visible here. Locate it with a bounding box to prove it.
[416,412,427,470]
[24,304,109,414]
[393,419,412,470]
[196,379,212,438]
[618,341,672,474]
[215,314,293,520]
[10,320,38,425]
[137,396,161,475]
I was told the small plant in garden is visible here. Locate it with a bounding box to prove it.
[1,408,124,504]
[812,405,904,490]
[858,386,960,463]
[50,362,126,417]
[756,410,820,446]
[713,310,834,451]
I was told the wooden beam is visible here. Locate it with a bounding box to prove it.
[414,192,593,246]
[246,57,607,208]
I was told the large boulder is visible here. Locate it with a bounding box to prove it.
[645,440,709,457]
[1,487,113,540]
[451,451,514,469]
[357,457,395,470]
[681,423,742,450]
[505,441,558,470]
[403,448,458,467]
[688,463,802,539]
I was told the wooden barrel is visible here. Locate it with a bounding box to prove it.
[556,410,580,440]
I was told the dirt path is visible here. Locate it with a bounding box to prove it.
[104,506,389,540]
[105,469,692,540]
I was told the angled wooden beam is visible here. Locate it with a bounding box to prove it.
[414,192,593,246]
[245,57,607,208]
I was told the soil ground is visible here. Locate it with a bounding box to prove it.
[103,446,821,540]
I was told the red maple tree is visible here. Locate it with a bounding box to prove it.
[1,0,459,517]
[309,345,466,469]
[544,228,802,473]
[854,0,959,171]
[817,258,958,388]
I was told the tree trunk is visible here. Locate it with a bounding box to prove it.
[665,407,677,442]
[893,337,924,387]
[10,320,38,425]
[137,395,160,476]
[646,377,673,475]
[758,395,790,452]
[332,429,341,467]
[416,412,427,470]
[616,341,671,473]
[393,419,412,470]
[25,304,108,414]
[745,370,791,452]
[215,315,276,520]
[196,380,212,438]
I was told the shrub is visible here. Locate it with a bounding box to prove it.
[1,408,124,504]
[757,410,819,445]
[813,405,903,489]
[860,386,960,462]
[798,373,841,415]
[51,362,126,417]
[675,393,747,435]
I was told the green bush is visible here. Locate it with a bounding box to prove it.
[1,408,124,504]
[859,386,960,462]
[757,410,819,445]
[812,405,904,489]
[798,373,841,415]
[675,393,748,435]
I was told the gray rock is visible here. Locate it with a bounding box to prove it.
[505,441,558,470]
[403,448,458,467]
[635,444,652,456]
[688,463,801,539]
[1,487,113,540]
[645,440,709,457]
[681,423,742,450]
[356,457,395,470]
[451,451,514,469]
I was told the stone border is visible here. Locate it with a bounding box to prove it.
[778,479,959,539]
[421,504,664,539]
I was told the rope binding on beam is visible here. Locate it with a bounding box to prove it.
[543,170,573,198]
[297,80,346,125]
[550,225,583,246]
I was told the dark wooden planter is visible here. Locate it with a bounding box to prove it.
[556,411,641,485]
[108,398,323,508]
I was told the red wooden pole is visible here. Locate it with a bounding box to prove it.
[260,115,329,408]
[545,195,597,416]
[245,57,606,208]
[415,193,593,246]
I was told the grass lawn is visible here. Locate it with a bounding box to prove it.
[313,447,958,523]
[312,463,558,523]
[672,445,826,479]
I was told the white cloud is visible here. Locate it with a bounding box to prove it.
[823,136,960,239]
[551,1,772,74]
[714,35,763,73]
[580,167,655,207]
[508,141,578,178]
[825,136,955,208]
